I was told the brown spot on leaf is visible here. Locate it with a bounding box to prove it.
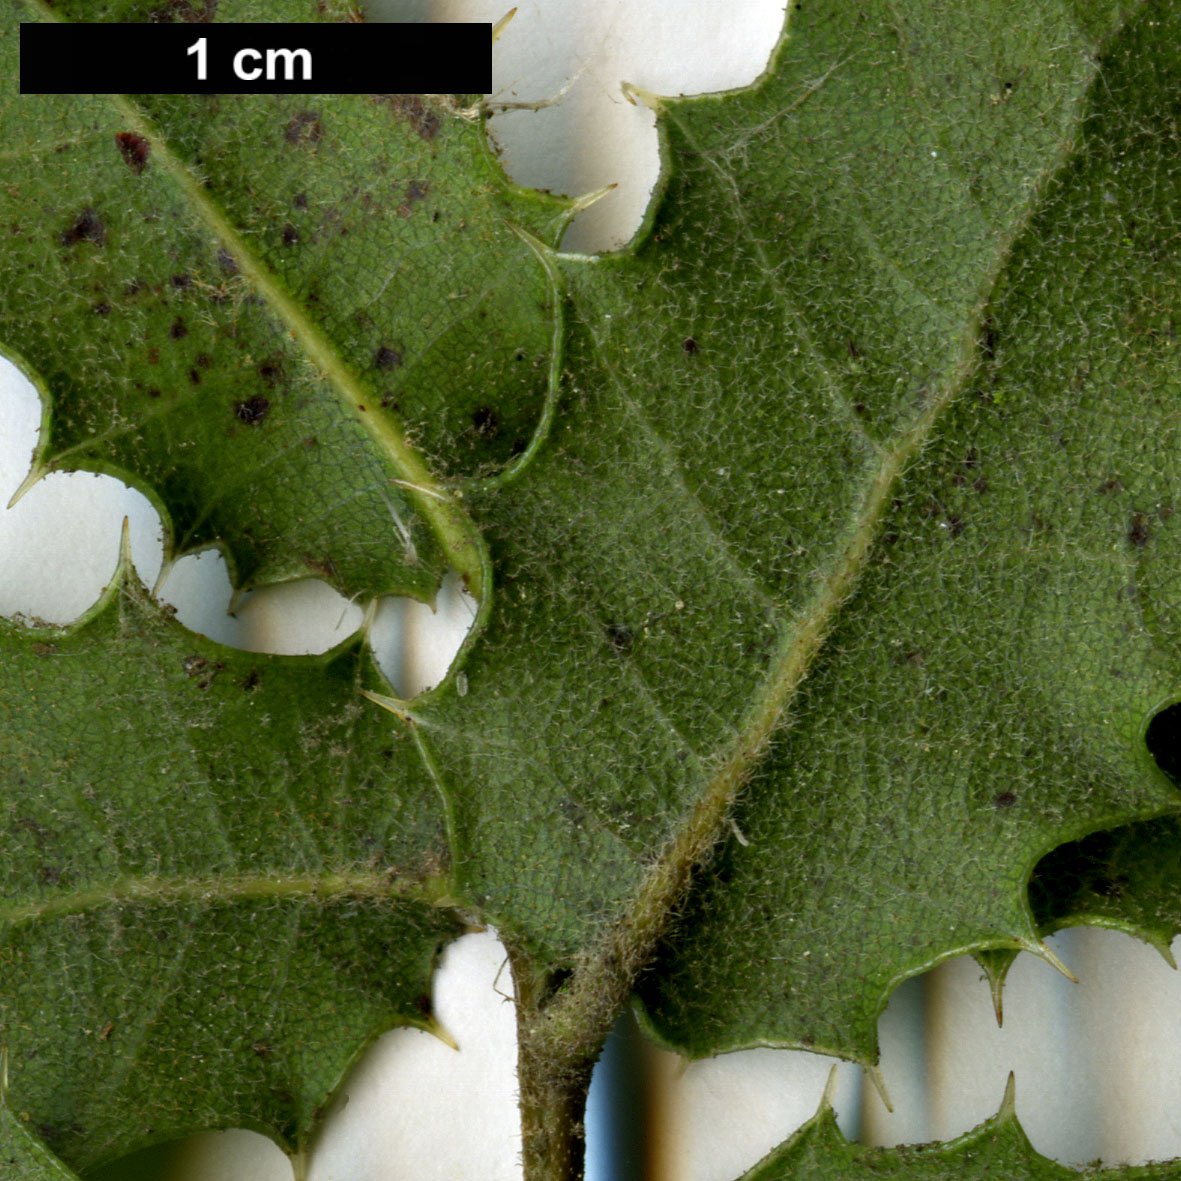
[397,180,430,217]
[293,191,309,210]
[286,111,323,145]
[171,273,192,289]
[281,224,299,246]
[169,317,187,339]
[375,94,441,140]
[115,131,151,174]
[235,395,271,425]
[682,337,699,355]
[61,208,105,247]
[375,345,402,370]
[258,361,284,386]
[994,791,1017,809]
[1129,512,1151,549]
[216,248,238,274]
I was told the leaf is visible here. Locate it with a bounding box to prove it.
[4,0,563,602]
[739,1075,1181,1179]
[2,0,1181,1175]
[0,544,461,1168]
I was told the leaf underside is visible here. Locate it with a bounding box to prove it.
[1,0,1180,1176]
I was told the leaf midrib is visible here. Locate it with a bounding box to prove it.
[534,34,1111,1063]
[0,869,451,928]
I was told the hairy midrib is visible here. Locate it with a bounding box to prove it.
[0,869,453,927]
[534,48,1110,1061]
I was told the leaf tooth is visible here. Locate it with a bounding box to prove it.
[1026,939,1078,984]
[972,948,1019,1028]
[864,1062,893,1113]
[997,1070,1018,1123]
[491,7,517,44]
[620,81,662,111]
[6,460,45,510]
[816,1063,839,1116]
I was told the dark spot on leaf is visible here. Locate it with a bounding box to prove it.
[847,338,859,359]
[195,353,212,369]
[235,395,270,425]
[148,388,161,398]
[979,316,999,360]
[147,347,159,364]
[946,513,965,537]
[171,273,192,289]
[188,368,201,385]
[115,131,151,174]
[605,623,634,655]
[31,641,56,656]
[251,1041,273,1059]
[376,94,441,140]
[61,208,105,247]
[472,407,500,437]
[242,669,260,691]
[994,791,1016,809]
[509,436,528,456]
[972,477,989,494]
[286,111,323,144]
[39,865,61,885]
[304,554,338,579]
[92,301,112,316]
[281,224,299,246]
[183,655,209,677]
[1097,477,1123,494]
[258,361,283,386]
[375,345,402,370]
[397,180,430,216]
[1129,511,1151,549]
[682,336,698,355]
[293,191,309,210]
[1146,703,1181,783]
[169,317,187,340]
[216,248,238,274]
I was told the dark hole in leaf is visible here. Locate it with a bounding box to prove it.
[682,336,698,355]
[1146,704,1181,784]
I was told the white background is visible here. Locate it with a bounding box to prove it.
[2,1,1181,1177]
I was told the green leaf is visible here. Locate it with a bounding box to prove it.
[739,1076,1181,1179]
[4,0,563,601]
[3,0,1181,1174]
[0,549,461,1168]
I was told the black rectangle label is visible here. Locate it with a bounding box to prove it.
[19,22,491,95]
